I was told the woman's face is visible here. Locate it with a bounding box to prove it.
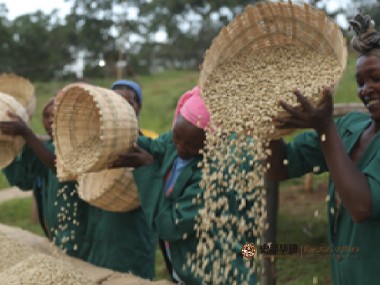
[113,88,141,116]
[172,114,205,160]
[43,101,54,137]
[356,55,380,120]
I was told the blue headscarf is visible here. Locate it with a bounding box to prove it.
[111,80,143,105]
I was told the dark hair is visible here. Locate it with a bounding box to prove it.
[113,85,140,106]
[349,14,380,55]
[43,97,55,113]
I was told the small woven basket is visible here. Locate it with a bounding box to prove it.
[53,83,138,178]
[0,92,29,168]
[199,2,347,139]
[77,168,140,212]
[0,74,36,118]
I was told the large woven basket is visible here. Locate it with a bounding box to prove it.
[0,74,36,118]
[0,92,29,168]
[53,83,138,178]
[77,168,140,212]
[199,2,347,139]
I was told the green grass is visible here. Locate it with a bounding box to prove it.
[334,53,359,103]
[0,197,44,235]
[155,244,172,280]
[276,182,331,285]
[0,70,199,189]
[0,174,8,190]
[12,70,199,137]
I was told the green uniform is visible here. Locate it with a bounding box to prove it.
[4,141,156,278]
[85,206,156,279]
[285,112,380,285]
[134,131,257,284]
[3,140,91,259]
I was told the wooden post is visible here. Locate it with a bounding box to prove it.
[304,173,313,192]
[261,178,279,285]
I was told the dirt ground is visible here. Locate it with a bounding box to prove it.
[279,179,329,216]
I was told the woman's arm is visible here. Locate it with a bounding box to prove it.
[110,131,172,168]
[0,112,55,169]
[274,88,371,222]
[109,143,154,168]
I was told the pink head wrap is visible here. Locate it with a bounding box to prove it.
[173,87,210,130]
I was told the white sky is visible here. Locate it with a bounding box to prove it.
[2,0,351,22]
[0,0,71,20]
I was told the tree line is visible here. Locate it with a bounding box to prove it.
[0,0,378,81]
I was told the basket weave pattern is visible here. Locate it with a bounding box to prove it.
[199,3,347,89]
[0,92,29,168]
[77,168,140,212]
[53,83,139,212]
[199,2,347,139]
[0,74,36,118]
[53,83,138,176]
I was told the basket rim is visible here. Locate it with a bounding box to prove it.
[53,83,138,175]
[198,2,348,90]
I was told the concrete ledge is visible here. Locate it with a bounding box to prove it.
[0,223,173,285]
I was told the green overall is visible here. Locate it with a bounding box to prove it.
[4,141,156,278]
[85,205,156,279]
[285,112,380,285]
[134,131,257,284]
[3,140,91,259]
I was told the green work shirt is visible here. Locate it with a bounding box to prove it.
[4,141,156,277]
[3,141,91,260]
[134,131,257,285]
[285,112,380,285]
[85,205,156,279]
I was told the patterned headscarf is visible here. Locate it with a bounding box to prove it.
[173,86,210,130]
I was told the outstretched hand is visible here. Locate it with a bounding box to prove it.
[109,143,154,169]
[274,87,334,133]
[0,111,29,137]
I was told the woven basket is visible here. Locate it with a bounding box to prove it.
[199,2,347,139]
[77,168,140,212]
[54,82,89,182]
[0,92,29,168]
[56,159,78,182]
[0,74,36,118]
[53,83,138,178]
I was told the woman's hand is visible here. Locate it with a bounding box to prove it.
[274,87,334,134]
[0,111,30,137]
[109,143,154,168]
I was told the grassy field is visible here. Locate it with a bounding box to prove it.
[0,53,362,283]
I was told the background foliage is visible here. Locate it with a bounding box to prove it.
[0,0,373,80]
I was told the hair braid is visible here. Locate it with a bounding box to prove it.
[349,14,380,55]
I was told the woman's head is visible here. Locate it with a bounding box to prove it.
[172,87,210,160]
[173,114,206,160]
[349,15,380,57]
[42,97,55,137]
[350,15,380,119]
[111,80,142,116]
